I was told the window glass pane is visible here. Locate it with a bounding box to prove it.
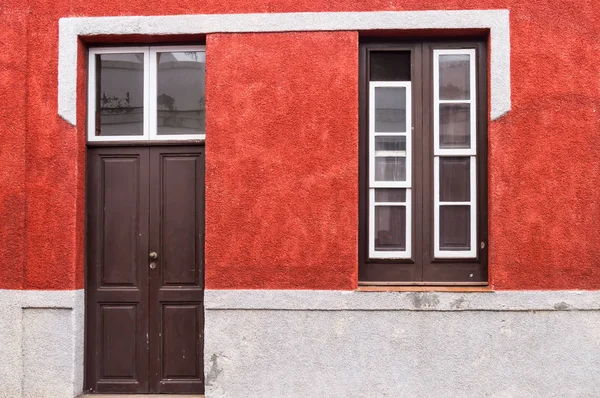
[439,103,470,148]
[157,51,206,135]
[375,206,406,251]
[439,54,470,100]
[375,136,406,153]
[370,51,411,81]
[375,189,406,202]
[439,205,470,250]
[375,157,406,182]
[375,87,406,133]
[440,157,470,202]
[97,53,144,136]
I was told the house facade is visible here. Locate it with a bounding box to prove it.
[1,1,599,397]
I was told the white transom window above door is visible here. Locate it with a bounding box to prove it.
[87,45,206,142]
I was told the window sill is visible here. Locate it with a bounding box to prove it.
[204,290,600,312]
[356,285,492,293]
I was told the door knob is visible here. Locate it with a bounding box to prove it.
[149,252,158,260]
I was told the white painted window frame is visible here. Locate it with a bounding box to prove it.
[87,45,206,143]
[148,45,206,141]
[432,49,477,258]
[60,10,511,127]
[87,46,149,142]
[369,81,412,188]
[433,48,477,156]
[368,81,412,259]
[433,156,477,258]
[369,188,412,259]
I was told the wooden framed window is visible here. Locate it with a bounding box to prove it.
[359,40,488,285]
[87,45,206,142]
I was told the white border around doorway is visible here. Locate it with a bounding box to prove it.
[58,9,511,125]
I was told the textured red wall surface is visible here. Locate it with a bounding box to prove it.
[0,1,598,290]
[205,32,359,289]
[0,1,28,289]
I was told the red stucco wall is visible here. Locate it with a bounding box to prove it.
[0,2,28,289]
[488,4,600,289]
[205,32,359,289]
[0,1,598,290]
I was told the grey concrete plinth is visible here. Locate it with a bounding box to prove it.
[204,290,600,398]
[0,289,84,398]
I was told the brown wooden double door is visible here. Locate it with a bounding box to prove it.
[86,146,205,394]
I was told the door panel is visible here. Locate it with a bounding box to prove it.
[160,155,199,286]
[100,305,138,378]
[101,157,140,286]
[162,305,202,378]
[86,148,149,393]
[148,146,205,394]
[86,146,204,394]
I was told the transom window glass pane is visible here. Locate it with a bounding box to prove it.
[96,53,144,136]
[439,157,470,202]
[375,87,407,133]
[157,51,206,135]
[370,51,411,81]
[439,54,470,100]
[439,103,470,148]
[375,206,406,251]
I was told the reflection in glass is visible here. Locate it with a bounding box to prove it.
[440,103,470,148]
[375,157,406,182]
[375,136,406,153]
[440,157,470,202]
[97,53,144,136]
[439,205,470,250]
[375,206,406,251]
[157,51,206,135]
[439,54,471,100]
[370,51,411,81]
[375,87,406,132]
[375,189,406,202]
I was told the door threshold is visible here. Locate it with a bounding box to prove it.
[82,395,204,397]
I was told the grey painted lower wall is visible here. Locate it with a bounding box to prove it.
[0,289,84,398]
[204,290,600,398]
[3,289,599,397]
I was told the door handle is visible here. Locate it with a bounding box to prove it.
[149,251,158,260]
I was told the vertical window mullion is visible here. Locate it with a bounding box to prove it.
[469,155,477,257]
[368,189,375,258]
[147,47,156,140]
[469,51,477,154]
[368,83,376,187]
[143,47,153,140]
[433,156,440,258]
[87,52,97,142]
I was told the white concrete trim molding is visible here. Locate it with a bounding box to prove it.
[204,289,600,311]
[58,9,511,125]
[0,289,84,398]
